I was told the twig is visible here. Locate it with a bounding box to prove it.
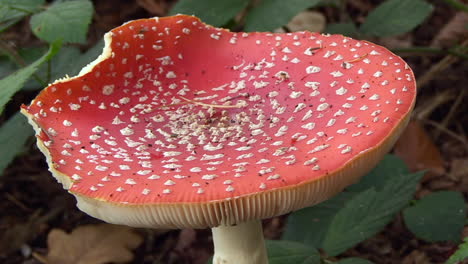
[32,252,48,264]
[422,119,468,152]
[434,88,467,139]
[416,37,468,89]
[414,89,455,119]
[4,192,31,212]
[180,96,244,109]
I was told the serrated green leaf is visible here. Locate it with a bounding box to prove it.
[41,40,104,84]
[283,192,356,247]
[169,0,249,27]
[360,0,433,37]
[337,258,374,264]
[15,46,49,90]
[403,191,465,242]
[324,23,359,37]
[347,154,409,192]
[21,46,82,90]
[0,41,61,114]
[322,171,424,256]
[0,112,34,175]
[68,39,104,76]
[267,240,320,264]
[0,0,44,32]
[445,237,468,264]
[0,55,16,78]
[30,0,93,44]
[1,41,104,91]
[283,155,412,250]
[244,0,321,32]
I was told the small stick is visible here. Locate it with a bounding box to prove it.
[417,37,468,90]
[422,119,468,152]
[305,43,323,55]
[179,96,244,109]
[344,53,368,64]
[434,88,466,139]
[32,252,48,264]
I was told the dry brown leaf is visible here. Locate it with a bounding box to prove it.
[136,0,168,15]
[450,158,468,180]
[44,224,143,264]
[394,121,445,180]
[431,12,468,48]
[402,250,432,264]
[285,11,326,33]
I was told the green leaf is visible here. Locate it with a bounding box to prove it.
[9,41,104,90]
[244,0,321,32]
[445,237,468,264]
[0,41,61,114]
[68,39,104,76]
[266,240,320,264]
[337,258,374,264]
[324,23,359,37]
[30,0,93,44]
[403,191,466,242]
[169,0,249,27]
[347,154,409,192]
[283,155,413,251]
[322,171,424,256]
[0,112,34,176]
[0,0,44,32]
[283,192,356,248]
[13,46,49,90]
[0,55,17,78]
[360,0,433,37]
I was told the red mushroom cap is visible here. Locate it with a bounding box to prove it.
[21,15,416,228]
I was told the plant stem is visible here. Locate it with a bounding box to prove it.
[46,59,51,84]
[212,219,268,264]
[442,0,468,12]
[0,39,47,86]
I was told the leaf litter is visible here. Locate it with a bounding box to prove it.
[39,224,143,264]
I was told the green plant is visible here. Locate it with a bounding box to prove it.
[281,155,424,263]
[0,0,98,176]
[1,0,466,263]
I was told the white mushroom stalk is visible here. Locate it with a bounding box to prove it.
[212,220,267,264]
[21,15,416,264]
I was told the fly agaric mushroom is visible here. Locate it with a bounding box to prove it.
[21,15,416,264]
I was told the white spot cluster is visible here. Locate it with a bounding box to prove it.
[27,16,415,204]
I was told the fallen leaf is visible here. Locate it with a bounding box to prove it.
[394,121,445,181]
[431,12,468,48]
[285,11,326,32]
[44,224,143,264]
[401,250,432,264]
[450,158,468,180]
[136,0,168,15]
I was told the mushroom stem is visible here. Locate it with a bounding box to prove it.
[212,219,268,264]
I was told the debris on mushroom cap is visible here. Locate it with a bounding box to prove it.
[21,15,416,227]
